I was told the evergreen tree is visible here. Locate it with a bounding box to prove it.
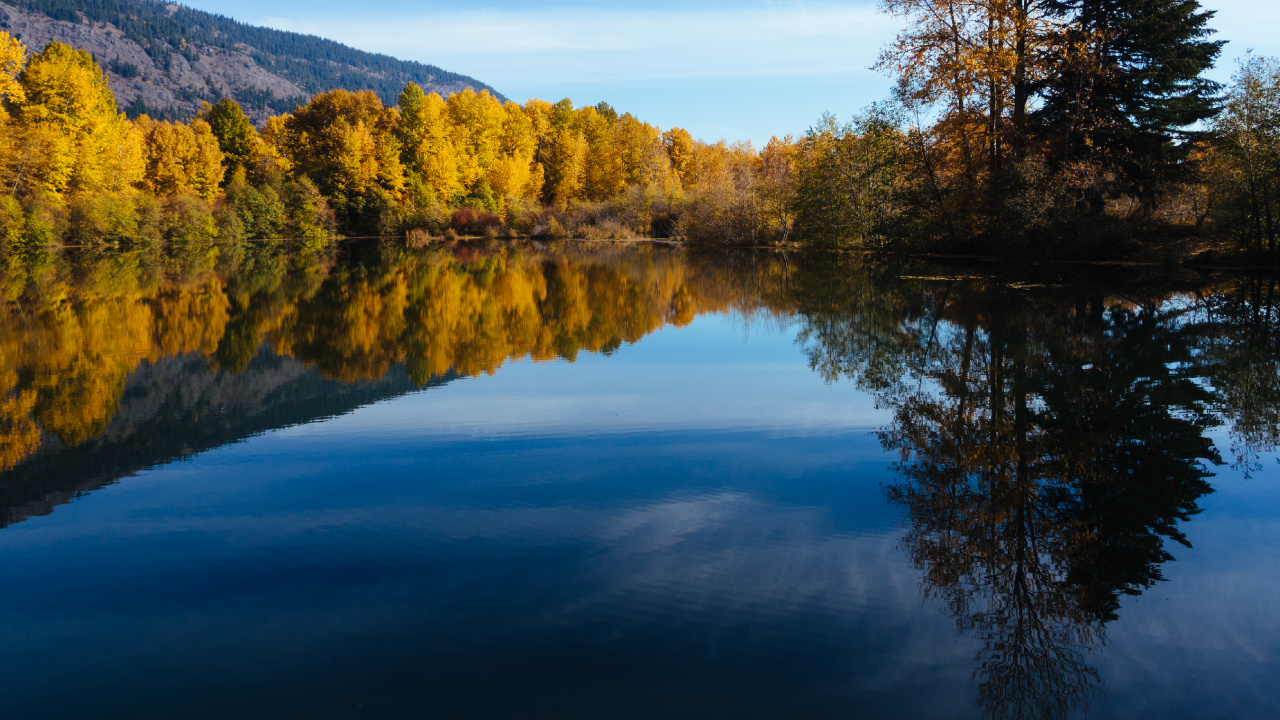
[1039,0,1224,207]
[198,98,257,176]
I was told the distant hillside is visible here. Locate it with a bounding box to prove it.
[0,0,502,123]
[0,348,455,529]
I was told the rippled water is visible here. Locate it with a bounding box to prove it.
[0,241,1277,718]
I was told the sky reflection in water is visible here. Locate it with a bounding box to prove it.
[0,242,1277,719]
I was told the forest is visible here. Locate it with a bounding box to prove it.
[1,0,1279,260]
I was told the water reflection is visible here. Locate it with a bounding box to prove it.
[797,272,1226,718]
[1,242,1277,718]
[1188,275,1280,474]
[0,242,773,475]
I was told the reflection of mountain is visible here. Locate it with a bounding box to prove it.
[0,347,449,529]
[0,242,770,525]
[0,242,770,477]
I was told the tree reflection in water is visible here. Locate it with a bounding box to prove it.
[797,267,1239,719]
[0,241,785,473]
[3,242,1279,718]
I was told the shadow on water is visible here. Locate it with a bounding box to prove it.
[2,240,1279,718]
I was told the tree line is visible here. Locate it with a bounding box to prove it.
[3,0,1280,259]
[0,32,801,248]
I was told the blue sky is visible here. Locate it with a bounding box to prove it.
[182,0,1280,146]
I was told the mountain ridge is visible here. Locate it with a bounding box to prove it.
[0,0,502,123]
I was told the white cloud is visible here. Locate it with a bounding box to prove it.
[261,3,897,85]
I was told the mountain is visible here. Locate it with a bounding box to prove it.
[0,347,456,529]
[0,0,501,123]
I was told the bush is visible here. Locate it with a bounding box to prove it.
[163,194,219,244]
[13,194,66,251]
[578,220,632,239]
[226,173,286,239]
[402,175,450,235]
[283,177,337,242]
[449,207,501,235]
[134,194,164,245]
[406,227,434,248]
[66,193,144,245]
[0,197,24,250]
[543,217,567,239]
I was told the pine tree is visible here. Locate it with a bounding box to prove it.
[1038,0,1224,207]
[199,98,258,176]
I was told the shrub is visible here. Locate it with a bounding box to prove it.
[163,193,219,244]
[283,177,337,241]
[578,220,632,240]
[449,207,500,235]
[0,197,25,250]
[226,175,286,239]
[66,193,144,245]
[406,227,434,248]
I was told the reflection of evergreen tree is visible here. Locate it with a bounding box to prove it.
[795,270,1221,720]
[1187,276,1280,473]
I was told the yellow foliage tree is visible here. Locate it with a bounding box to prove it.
[0,30,25,114]
[662,127,695,185]
[275,89,405,208]
[445,88,507,196]
[398,82,463,203]
[137,116,226,201]
[541,126,587,208]
[8,42,124,196]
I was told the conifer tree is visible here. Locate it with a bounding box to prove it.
[1039,0,1223,206]
[199,98,258,176]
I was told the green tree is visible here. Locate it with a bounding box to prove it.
[1039,0,1224,208]
[198,98,258,177]
[793,111,906,248]
[1209,55,1280,255]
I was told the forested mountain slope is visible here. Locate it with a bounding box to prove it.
[0,349,452,529]
[0,0,500,122]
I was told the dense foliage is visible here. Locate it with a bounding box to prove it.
[0,33,809,247]
[2,0,1279,259]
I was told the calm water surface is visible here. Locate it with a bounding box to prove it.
[0,242,1277,718]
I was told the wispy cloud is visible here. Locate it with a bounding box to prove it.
[262,3,897,84]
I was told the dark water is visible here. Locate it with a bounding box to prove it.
[0,241,1277,719]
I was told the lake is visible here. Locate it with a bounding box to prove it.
[0,240,1277,719]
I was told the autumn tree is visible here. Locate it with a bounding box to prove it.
[269,89,405,228]
[537,100,590,208]
[137,116,225,201]
[662,127,695,184]
[9,41,143,197]
[489,100,540,205]
[593,114,670,198]
[877,0,1055,195]
[758,135,799,242]
[397,82,463,204]
[0,31,27,207]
